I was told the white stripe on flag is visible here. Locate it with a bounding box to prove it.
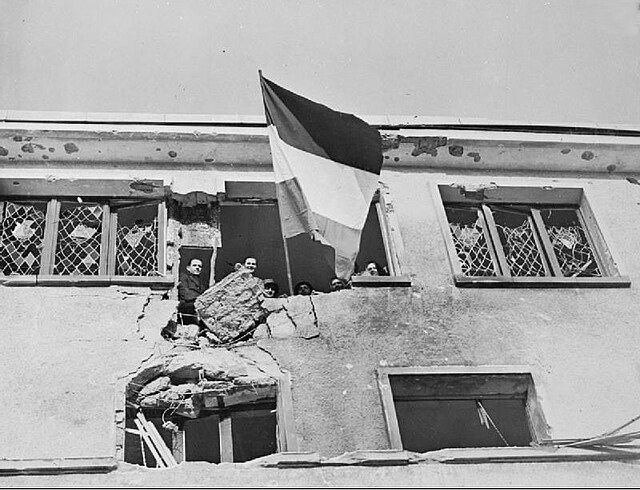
[268,126,379,231]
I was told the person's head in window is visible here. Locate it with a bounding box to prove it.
[294,281,314,296]
[263,279,279,298]
[329,276,345,292]
[186,258,203,276]
[243,257,257,274]
[364,261,382,276]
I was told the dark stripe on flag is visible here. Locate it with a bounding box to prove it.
[260,75,383,175]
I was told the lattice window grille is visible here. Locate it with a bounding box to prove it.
[496,220,546,277]
[53,204,103,275]
[449,221,496,277]
[115,217,159,276]
[0,201,47,275]
[546,225,601,277]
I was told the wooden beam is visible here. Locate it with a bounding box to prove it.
[0,178,164,199]
[439,185,583,206]
[453,274,631,288]
[219,416,234,463]
[224,181,276,200]
[375,369,403,450]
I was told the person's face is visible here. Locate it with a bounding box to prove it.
[244,257,257,273]
[366,262,379,276]
[264,285,276,298]
[187,259,203,275]
[330,279,343,291]
[297,284,312,296]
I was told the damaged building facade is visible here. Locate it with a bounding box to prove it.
[1,111,640,485]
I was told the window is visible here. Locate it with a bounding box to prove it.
[377,367,549,452]
[125,402,277,465]
[438,185,629,287]
[123,375,297,466]
[217,181,409,293]
[0,178,169,285]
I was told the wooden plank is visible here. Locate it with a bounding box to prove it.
[379,182,406,275]
[453,274,631,288]
[420,446,640,464]
[138,412,177,467]
[434,200,465,277]
[224,181,276,200]
[530,208,563,277]
[107,210,118,275]
[526,214,552,277]
[439,185,583,206]
[0,457,117,475]
[36,275,110,287]
[0,178,164,199]
[98,204,110,276]
[277,372,299,452]
[351,275,412,287]
[219,416,234,463]
[133,418,166,468]
[40,198,60,274]
[157,201,167,275]
[480,205,509,276]
[172,430,185,464]
[375,201,397,276]
[577,196,614,276]
[375,369,403,450]
[325,450,411,466]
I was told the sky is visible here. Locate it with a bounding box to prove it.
[1,0,639,125]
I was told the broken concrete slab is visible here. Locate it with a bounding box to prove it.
[254,296,319,339]
[195,269,267,343]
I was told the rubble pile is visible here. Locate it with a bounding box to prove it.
[195,269,268,343]
[127,348,279,419]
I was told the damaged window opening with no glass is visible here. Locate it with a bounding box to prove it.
[377,368,550,453]
[122,347,294,467]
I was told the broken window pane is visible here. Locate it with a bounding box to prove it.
[444,206,497,276]
[115,203,159,276]
[53,202,103,275]
[539,208,601,277]
[492,206,546,277]
[0,200,47,275]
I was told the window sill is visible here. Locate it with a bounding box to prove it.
[0,275,175,289]
[413,445,640,464]
[453,274,631,288]
[351,275,412,288]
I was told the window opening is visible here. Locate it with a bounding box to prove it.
[378,370,547,453]
[124,401,277,466]
[0,200,47,275]
[217,182,394,292]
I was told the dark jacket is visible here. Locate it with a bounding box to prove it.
[178,273,207,304]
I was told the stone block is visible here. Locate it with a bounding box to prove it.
[266,310,296,338]
[195,269,267,342]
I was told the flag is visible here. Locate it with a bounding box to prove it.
[260,73,383,279]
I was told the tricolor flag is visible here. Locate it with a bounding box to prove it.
[260,73,383,279]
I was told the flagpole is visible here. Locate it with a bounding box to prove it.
[280,233,295,296]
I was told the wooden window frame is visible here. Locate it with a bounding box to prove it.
[0,178,173,287]
[376,366,550,451]
[436,185,630,288]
